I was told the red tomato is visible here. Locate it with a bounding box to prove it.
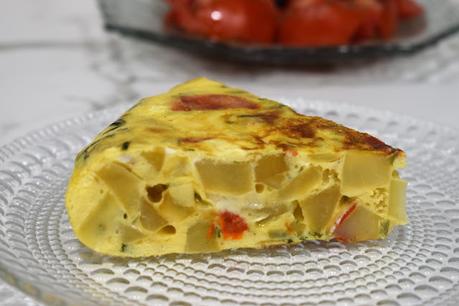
[219,211,248,240]
[167,0,423,46]
[279,1,360,46]
[377,0,400,39]
[286,0,326,9]
[167,0,278,44]
[395,0,424,19]
[353,0,384,41]
[166,0,209,36]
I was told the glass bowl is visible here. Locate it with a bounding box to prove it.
[97,0,459,65]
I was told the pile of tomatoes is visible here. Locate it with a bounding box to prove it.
[165,0,424,46]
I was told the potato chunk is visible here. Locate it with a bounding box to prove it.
[162,155,191,177]
[78,193,124,250]
[97,162,142,215]
[255,154,288,188]
[130,148,165,180]
[140,199,168,232]
[141,148,165,172]
[185,220,219,253]
[278,166,321,201]
[168,181,195,207]
[341,151,392,197]
[335,205,381,242]
[119,224,145,243]
[388,178,408,224]
[300,185,341,233]
[195,160,253,195]
[158,193,194,222]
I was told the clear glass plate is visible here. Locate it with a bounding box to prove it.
[97,0,459,65]
[1,100,459,306]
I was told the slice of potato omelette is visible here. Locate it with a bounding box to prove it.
[66,78,407,257]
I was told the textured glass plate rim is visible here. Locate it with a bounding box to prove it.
[97,0,459,65]
[0,100,458,305]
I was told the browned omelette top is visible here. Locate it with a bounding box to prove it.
[77,78,403,164]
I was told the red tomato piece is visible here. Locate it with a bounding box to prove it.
[377,0,400,39]
[286,0,326,9]
[279,1,360,47]
[166,0,209,36]
[395,0,424,19]
[353,0,384,41]
[166,0,278,44]
[219,211,248,240]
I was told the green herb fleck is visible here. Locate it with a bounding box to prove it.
[121,243,127,253]
[79,138,104,160]
[102,118,126,135]
[380,220,390,237]
[310,232,322,239]
[123,213,127,219]
[121,141,130,150]
[194,192,212,207]
[228,89,244,94]
[215,227,222,238]
[79,151,90,161]
[268,230,288,239]
[111,118,125,127]
[259,98,275,103]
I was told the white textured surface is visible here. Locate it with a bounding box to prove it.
[1,0,459,304]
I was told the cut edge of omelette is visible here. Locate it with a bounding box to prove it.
[66,77,407,257]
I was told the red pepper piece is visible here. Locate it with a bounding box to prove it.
[219,211,248,240]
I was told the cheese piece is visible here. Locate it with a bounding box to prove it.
[66,78,407,257]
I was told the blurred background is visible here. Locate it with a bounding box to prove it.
[1,0,459,147]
